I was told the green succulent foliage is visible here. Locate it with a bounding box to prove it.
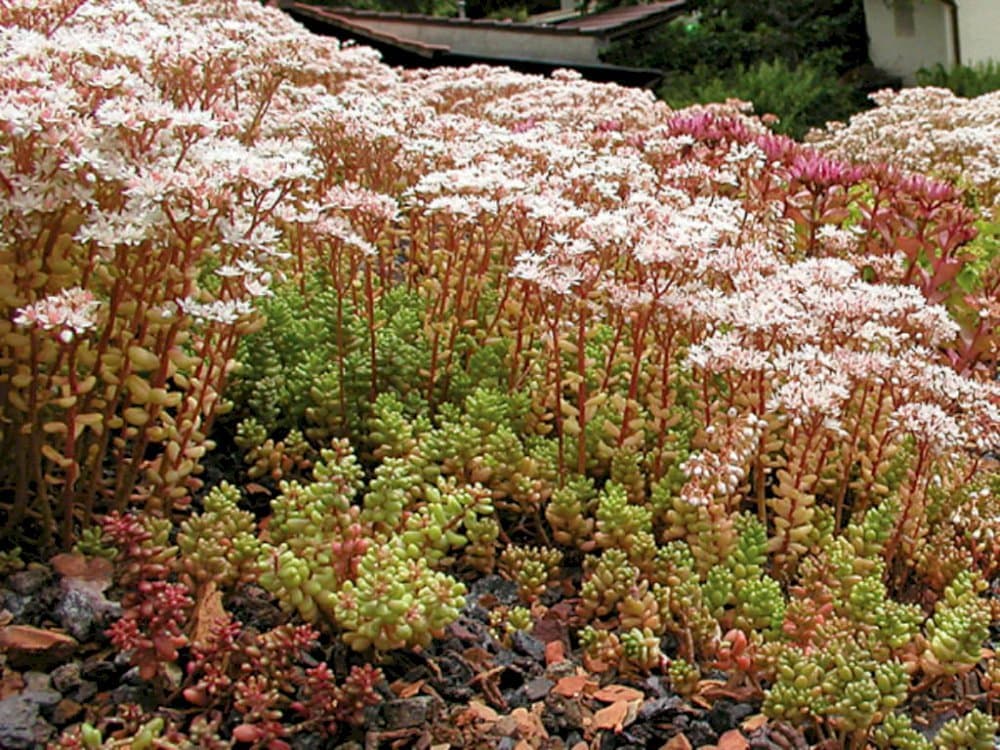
[73,529,116,560]
[845,498,898,564]
[177,481,260,587]
[399,478,495,565]
[932,709,998,750]
[230,276,346,433]
[334,540,466,652]
[579,548,639,620]
[367,392,433,460]
[620,626,663,671]
[923,570,990,674]
[267,444,363,551]
[871,712,932,750]
[595,481,652,550]
[362,456,428,532]
[763,637,908,733]
[545,474,598,549]
[845,574,922,650]
[734,575,785,632]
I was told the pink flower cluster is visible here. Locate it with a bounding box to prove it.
[13,287,100,343]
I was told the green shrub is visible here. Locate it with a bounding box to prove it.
[658,58,864,138]
[916,61,1000,98]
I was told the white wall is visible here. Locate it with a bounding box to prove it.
[959,0,1000,67]
[350,18,605,65]
[863,0,952,82]
[865,0,999,82]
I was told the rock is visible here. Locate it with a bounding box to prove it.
[685,719,717,748]
[56,586,119,641]
[71,680,98,703]
[290,731,326,750]
[22,672,51,692]
[524,676,553,702]
[80,658,117,688]
[21,688,62,715]
[109,683,151,706]
[638,696,685,721]
[381,696,436,730]
[7,567,50,596]
[2,591,29,618]
[0,625,77,670]
[468,575,520,607]
[50,662,82,694]
[0,695,55,749]
[52,698,83,726]
[511,631,546,662]
[708,700,756,734]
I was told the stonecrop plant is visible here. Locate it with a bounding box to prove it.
[2,0,999,747]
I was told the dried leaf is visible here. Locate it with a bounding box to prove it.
[697,681,762,703]
[190,583,228,649]
[592,701,628,732]
[593,685,643,703]
[544,640,565,665]
[717,730,749,750]
[510,706,548,739]
[553,674,594,698]
[741,714,768,732]
[463,700,499,723]
[390,678,426,699]
[51,553,113,588]
[0,625,77,668]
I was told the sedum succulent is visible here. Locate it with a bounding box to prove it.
[177,481,260,588]
[334,540,466,651]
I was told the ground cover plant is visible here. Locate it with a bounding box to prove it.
[0,0,999,748]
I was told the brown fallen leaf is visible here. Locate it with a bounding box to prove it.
[661,734,693,750]
[461,700,499,724]
[51,553,114,587]
[190,582,228,649]
[741,714,768,732]
[592,700,628,732]
[510,705,548,740]
[553,674,594,698]
[545,640,565,665]
[390,678,426,699]
[0,625,77,669]
[593,684,644,703]
[717,729,749,750]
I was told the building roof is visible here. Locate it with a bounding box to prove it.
[285,3,449,58]
[280,1,674,88]
[284,1,686,38]
[555,0,686,35]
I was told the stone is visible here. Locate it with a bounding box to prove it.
[22,672,51,692]
[7,567,50,596]
[0,695,55,749]
[50,662,83,694]
[708,699,756,734]
[0,625,77,670]
[52,698,83,726]
[511,631,546,662]
[80,658,117,687]
[290,731,326,750]
[71,680,98,703]
[56,586,113,641]
[21,688,62,713]
[524,676,553,702]
[381,696,436,730]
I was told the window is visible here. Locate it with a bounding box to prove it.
[894,0,916,37]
